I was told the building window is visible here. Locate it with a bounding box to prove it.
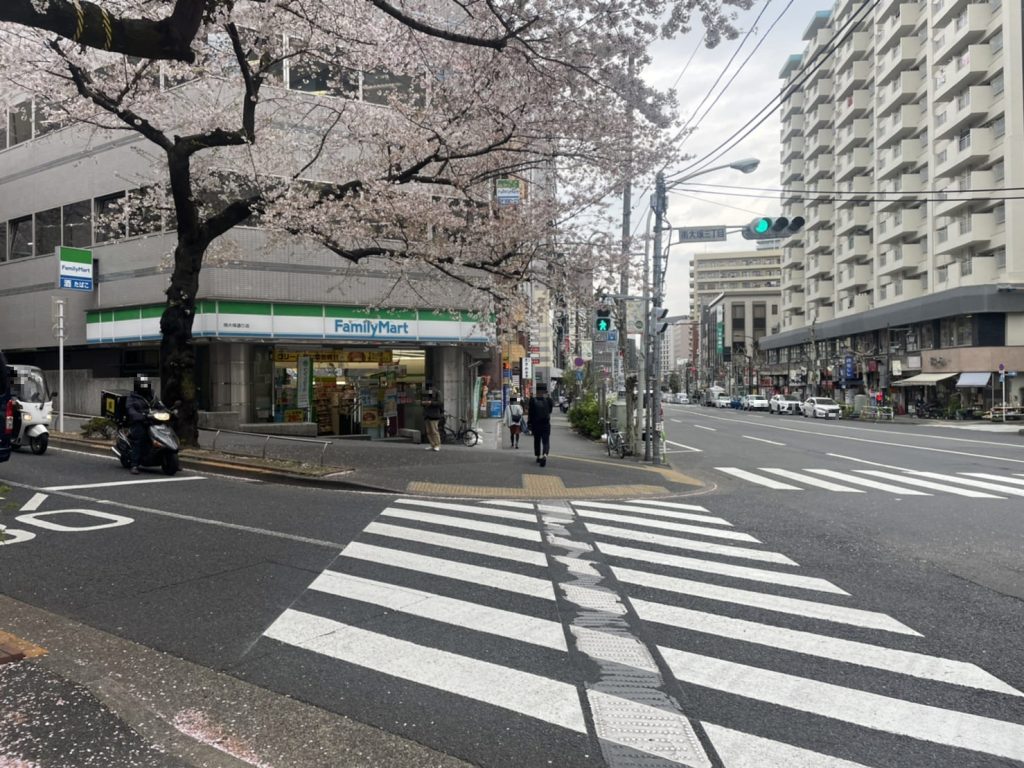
[992,116,1005,138]
[994,204,1005,225]
[0,224,6,262]
[127,186,165,237]
[62,200,92,247]
[35,207,61,257]
[995,249,1006,269]
[94,191,127,243]
[8,215,33,259]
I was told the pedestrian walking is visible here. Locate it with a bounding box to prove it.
[422,390,444,451]
[504,396,524,449]
[527,383,554,466]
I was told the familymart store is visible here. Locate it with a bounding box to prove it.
[86,301,494,437]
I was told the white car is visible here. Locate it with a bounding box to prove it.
[678,393,690,405]
[743,394,769,411]
[715,394,731,408]
[802,396,842,419]
[769,394,802,415]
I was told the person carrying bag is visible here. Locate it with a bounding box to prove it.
[504,397,524,449]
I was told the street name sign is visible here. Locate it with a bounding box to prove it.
[677,226,727,243]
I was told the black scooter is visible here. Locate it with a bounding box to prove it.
[113,400,181,475]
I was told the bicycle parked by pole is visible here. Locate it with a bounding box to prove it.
[604,419,627,459]
[441,415,480,447]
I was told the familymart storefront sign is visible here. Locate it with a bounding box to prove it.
[86,301,493,344]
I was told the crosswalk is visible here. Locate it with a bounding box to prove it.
[251,495,1024,768]
[717,466,1024,498]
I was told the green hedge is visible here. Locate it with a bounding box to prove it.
[568,393,603,439]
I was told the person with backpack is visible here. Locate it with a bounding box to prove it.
[527,383,554,466]
[504,396,524,449]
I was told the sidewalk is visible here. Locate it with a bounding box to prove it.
[51,412,703,500]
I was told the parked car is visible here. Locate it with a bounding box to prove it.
[769,393,803,415]
[715,393,731,408]
[678,393,690,405]
[802,396,842,419]
[743,394,769,411]
[1,350,11,463]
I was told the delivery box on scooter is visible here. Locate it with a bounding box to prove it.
[100,390,130,426]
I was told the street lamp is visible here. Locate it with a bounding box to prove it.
[647,158,760,463]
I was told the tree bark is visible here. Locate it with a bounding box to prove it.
[160,238,205,448]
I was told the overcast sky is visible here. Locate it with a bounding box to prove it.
[630,0,827,316]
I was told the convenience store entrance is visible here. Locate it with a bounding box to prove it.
[272,347,426,437]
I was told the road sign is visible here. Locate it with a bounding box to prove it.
[607,329,619,342]
[595,331,609,343]
[575,370,584,381]
[677,226,727,243]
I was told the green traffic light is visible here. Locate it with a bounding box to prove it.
[754,218,771,234]
[596,318,611,332]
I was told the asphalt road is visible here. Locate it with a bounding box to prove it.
[2,438,1024,767]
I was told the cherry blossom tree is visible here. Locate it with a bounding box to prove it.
[0,0,753,444]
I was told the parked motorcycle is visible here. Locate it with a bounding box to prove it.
[8,364,53,455]
[112,398,180,475]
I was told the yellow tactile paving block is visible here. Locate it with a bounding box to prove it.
[0,630,47,663]
[407,474,672,499]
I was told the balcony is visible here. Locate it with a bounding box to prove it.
[782,246,806,269]
[836,233,872,265]
[782,266,805,289]
[836,176,872,207]
[836,118,871,154]
[836,89,872,127]
[942,255,999,290]
[837,262,871,291]
[934,5,992,63]
[806,103,835,132]
[934,85,993,140]
[807,202,834,228]
[806,229,835,255]
[783,160,806,184]
[783,181,806,206]
[934,169,994,217]
[878,37,922,83]
[935,127,993,177]
[878,242,924,277]
[935,44,992,101]
[880,104,923,144]
[877,70,923,116]
[782,137,806,162]
[806,253,835,279]
[877,4,923,53]
[806,127,834,158]
[835,205,871,236]
[878,173,924,212]
[806,155,834,182]
[807,279,835,304]
[836,146,872,182]
[836,60,872,97]
[876,207,924,244]
[877,138,924,180]
[783,91,805,119]
[933,0,971,28]
[781,114,805,141]
[936,212,995,255]
[809,77,835,107]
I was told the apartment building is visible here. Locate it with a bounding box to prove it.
[767,0,1024,410]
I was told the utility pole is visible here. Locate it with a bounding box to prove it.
[619,54,635,450]
[650,171,667,464]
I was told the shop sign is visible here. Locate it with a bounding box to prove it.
[361,408,381,428]
[283,409,306,423]
[296,357,312,409]
[522,356,533,381]
[273,349,394,363]
[57,246,94,292]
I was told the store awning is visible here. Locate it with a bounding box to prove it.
[956,372,991,388]
[892,372,958,387]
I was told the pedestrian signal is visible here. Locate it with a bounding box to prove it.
[595,308,612,332]
[741,216,805,240]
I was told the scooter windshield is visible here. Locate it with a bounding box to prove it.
[14,371,48,403]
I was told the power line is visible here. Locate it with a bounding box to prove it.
[670,182,1024,205]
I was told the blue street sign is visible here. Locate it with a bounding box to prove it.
[844,355,855,380]
[60,277,93,291]
[607,329,619,342]
[576,370,584,381]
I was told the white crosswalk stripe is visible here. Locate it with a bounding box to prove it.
[717,466,1024,499]
[252,495,1023,768]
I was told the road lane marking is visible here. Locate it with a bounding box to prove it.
[598,543,847,594]
[381,507,541,542]
[854,471,1003,498]
[693,424,716,431]
[43,477,205,491]
[573,500,726,523]
[264,609,586,733]
[635,601,1020,696]
[903,471,1024,497]
[665,440,702,452]
[587,524,796,565]
[963,472,1024,487]
[806,470,931,496]
[743,435,786,446]
[613,567,918,635]
[20,493,48,512]
[393,497,538,522]
[573,510,759,542]
[718,467,802,490]
[310,571,568,652]
[341,542,556,600]
[760,469,863,493]
[703,723,872,768]
[364,522,548,566]
[660,649,1024,762]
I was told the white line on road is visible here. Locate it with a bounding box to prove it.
[20,493,48,512]
[572,500,725,523]
[635,601,1020,696]
[806,469,930,496]
[381,507,542,542]
[962,472,1024,487]
[703,723,872,768]
[760,468,863,493]
[903,471,1024,498]
[587,524,795,565]
[743,435,786,446]
[613,567,918,634]
[574,510,758,542]
[43,477,205,491]
[692,424,717,432]
[660,649,1024,762]
[665,440,702,452]
[854,471,1003,499]
[264,609,586,733]
[717,467,801,490]
[364,522,548,566]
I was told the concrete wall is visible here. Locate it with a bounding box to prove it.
[42,369,161,417]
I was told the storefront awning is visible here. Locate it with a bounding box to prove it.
[892,372,958,387]
[956,372,991,388]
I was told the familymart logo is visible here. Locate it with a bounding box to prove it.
[333,318,412,337]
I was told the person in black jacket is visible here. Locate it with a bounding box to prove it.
[527,383,554,466]
[422,390,444,451]
[126,385,151,474]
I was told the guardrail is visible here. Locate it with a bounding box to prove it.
[860,406,894,421]
[206,428,332,466]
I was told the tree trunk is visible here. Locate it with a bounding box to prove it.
[160,239,206,448]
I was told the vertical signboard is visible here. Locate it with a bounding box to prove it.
[57,246,94,291]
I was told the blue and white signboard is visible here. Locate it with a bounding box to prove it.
[57,246,94,292]
[844,355,856,380]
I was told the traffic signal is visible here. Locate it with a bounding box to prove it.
[652,307,669,335]
[741,216,805,240]
[595,308,612,332]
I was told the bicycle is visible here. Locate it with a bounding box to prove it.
[441,416,480,447]
[604,420,627,459]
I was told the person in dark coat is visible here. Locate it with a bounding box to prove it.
[126,386,151,474]
[527,383,554,466]
[422,390,444,451]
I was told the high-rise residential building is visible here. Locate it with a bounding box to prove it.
[765,0,1024,410]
